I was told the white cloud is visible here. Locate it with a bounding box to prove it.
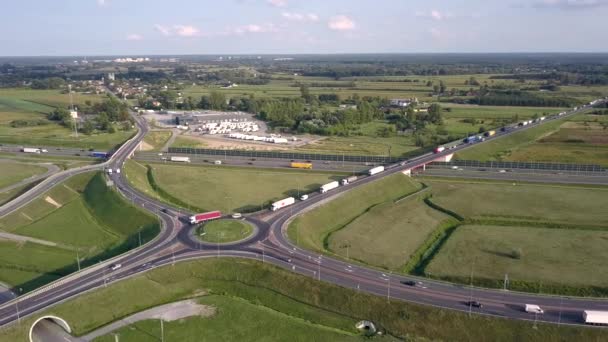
[282,12,319,22]
[97,0,107,6]
[232,23,278,34]
[416,9,452,21]
[429,28,442,39]
[174,25,200,37]
[267,0,287,7]
[154,24,171,36]
[126,34,143,41]
[533,0,608,9]
[328,15,356,31]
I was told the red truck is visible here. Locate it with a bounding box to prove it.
[189,211,222,224]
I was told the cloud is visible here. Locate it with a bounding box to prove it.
[415,9,452,21]
[533,0,608,9]
[97,0,107,6]
[232,23,278,34]
[282,12,319,22]
[267,0,287,7]
[154,24,201,37]
[429,28,442,39]
[126,34,143,41]
[328,15,356,31]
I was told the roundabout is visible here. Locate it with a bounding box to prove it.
[194,219,257,245]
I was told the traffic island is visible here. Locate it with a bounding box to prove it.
[195,219,255,244]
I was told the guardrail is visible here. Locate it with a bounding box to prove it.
[430,160,606,173]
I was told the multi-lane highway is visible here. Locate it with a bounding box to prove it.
[1,99,607,333]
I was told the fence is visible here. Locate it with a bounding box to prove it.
[429,160,606,173]
[168,147,401,164]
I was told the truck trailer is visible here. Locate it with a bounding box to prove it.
[320,181,339,193]
[291,162,313,169]
[90,151,109,158]
[341,176,358,185]
[368,166,385,176]
[170,156,191,163]
[22,147,41,154]
[271,197,295,211]
[189,211,222,224]
[583,311,608,325]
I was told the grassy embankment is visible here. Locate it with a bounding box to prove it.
[0,172,159,292]
[0,88,131,149]
[196,220,254,243]
[0,162,47,190]
[142,130,172,151]
[2,259,607,342]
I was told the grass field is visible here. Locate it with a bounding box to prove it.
[149,163,344,212]
[2,258,606,342]
[0,152,98,170]
[123,160,163,202]
[0,162,47,189]
[142,130,172,151]
[170,135,207,148]
[197,220,253,243]
[0,88,131,149]
[426,225,608,288]
[288,173,421,255]
[425,179,608,227]
[0,184,30,206]
[0,172,159,292]
[296,130,418,157]
[327,194,452,271]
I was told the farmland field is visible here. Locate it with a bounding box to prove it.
[426,225,608,288]
[288,173,421,255]
[2,258,606,342]
[171,135,208,148]
[0,162,47,189]
[149,163,345,212]
[327,195,453,271]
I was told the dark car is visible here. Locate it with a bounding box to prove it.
[465,301,483,308]
[160,208,168,213]
[401,280,416,286]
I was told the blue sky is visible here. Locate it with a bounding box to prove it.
[1,0,607,56]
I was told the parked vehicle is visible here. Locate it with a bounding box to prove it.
[434,146,445,154]
[341,176,358,185]
[368,166,385,176]
[189,211,222,224]
[583,310,608,325]
[22,147,41,154]
[320,181,339,194]
[525,304,544,314]
[271,197,295,211]
[170,156,191,163]
[290,162,313,169]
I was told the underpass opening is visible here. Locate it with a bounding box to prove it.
[29,315,72,342]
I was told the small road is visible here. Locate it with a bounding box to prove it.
[160,128,180,152]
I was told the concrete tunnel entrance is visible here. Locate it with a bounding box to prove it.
[29,315,73,342]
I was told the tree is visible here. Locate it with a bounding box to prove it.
[108,124,116,134]
[82,120,94,135]
[96,112,110,131]
[300,84,312,104]
[478,126,486,133]
[439,80,446,94]
[426,80,433,87]
[199,95,211,109]
[433,84,440,94]
[209,91,227,110]
[427,103,443,124]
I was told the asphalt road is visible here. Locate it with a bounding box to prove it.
[0,99,607,334]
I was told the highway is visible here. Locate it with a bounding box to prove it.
[1,98,608,333]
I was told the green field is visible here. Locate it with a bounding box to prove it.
[142,130,172,151]
[197,220,253,243]
[170,135,207,148]
[0,172,159,292]
[0,184,30,206]
[123,160,163,202]
[0,88,131,149]
[0,152,98,170]
[148,163,344,213]
[2,258,606,342]
[0,162,47,189]
[426,225,608,288]
[327,195,453,271]
[288,173,421,256]
[425,179,608,227]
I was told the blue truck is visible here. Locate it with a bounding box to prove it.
[463,135,481,144]
[90,151,110,158]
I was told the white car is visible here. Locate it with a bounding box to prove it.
[231,213,242,219]
[110,263,122,271]
[300,194,309,201]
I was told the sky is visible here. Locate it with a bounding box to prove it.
[1,0,607,56]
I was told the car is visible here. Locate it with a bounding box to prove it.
[110,263,122,271]
[160,208,168,213]
[401,280,417,286]
[498,169,507,173]
[465,301,483,308]
[247,162,253,165]
[232,213,242,219]
[89,148,95,151]
[300,194,309,201]
[75,153,81,156]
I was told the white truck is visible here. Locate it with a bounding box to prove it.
[368,166,385,176]
[214,160,222,165]
[271,197,295,211]
[525,304,544,314]
[341,176,358,185]
[583,311,608,325]
[22,147,41,154]
[320,181,339,194]
[170,156,191,163]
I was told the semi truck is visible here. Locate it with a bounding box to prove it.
[484,130,496,137]
[22,147,44,153]
[368,166,385,176]
[189,211,222,224]
[433,146,445,154]
[170,156,191,163]
[291,162,313,169]
[271,197,295,211]
[90,151,109,158]
[320,181,339,193]
[583,310,608,325]
[341,176,358,185]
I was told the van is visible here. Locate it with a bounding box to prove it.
[300,194,309,201]
[110,263,122,271]
[214,160,222,165]
[525,304,544,314]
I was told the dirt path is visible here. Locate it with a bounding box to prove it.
[81,299,216,341]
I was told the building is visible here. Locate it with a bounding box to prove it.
[390,98,418,108]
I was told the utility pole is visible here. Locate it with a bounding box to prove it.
[160,319,164,342]
[138,229,142,247]
[317,256,322,281]
[76,250,81,272]
[68,84,78,138]
[503,273,509,291]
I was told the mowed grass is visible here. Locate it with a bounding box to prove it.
[0,162,47,189]
[328,195,452,271]
[0,184,30,206]
[198,220,253,243]
[142,130,172,151]
[2,259,607,342]
[296,134,418,157]
[123,160,163,201]
[426,225,608,288]
[149,163,344,213]
[170,135,207,148]
[288,173,421,255]
[93,295,364,342]
[426,179,608,227]
[0,88,102,109]
[443,104,565,119]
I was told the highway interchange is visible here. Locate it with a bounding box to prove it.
[1,99,608,335]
